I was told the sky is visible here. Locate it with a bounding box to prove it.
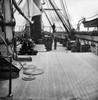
[15,0,98,31]
[65,0,98,26]
[62,0,98,31]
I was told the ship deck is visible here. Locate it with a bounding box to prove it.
[0,43,98,100]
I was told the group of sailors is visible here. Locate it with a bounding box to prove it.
[43,33,91,52]
[18,22,91,53]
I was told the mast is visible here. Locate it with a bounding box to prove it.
[27,0,31,37]
[3,0,14,98]
[3,0,13,42]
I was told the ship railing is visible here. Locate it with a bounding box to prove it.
[43,26,64,33]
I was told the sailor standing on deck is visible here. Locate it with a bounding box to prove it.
[52,23,57,50]
[54,36,57,50]
[52,23,56,33]
[75,38,81,52]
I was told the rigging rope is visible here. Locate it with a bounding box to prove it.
[43,0,63,31]
[44,10,52,26]
[52,0,70,27]
[13,0,23,13]
[46,0,63,30]
[58,12,70,31]
[48,0,69,32]
[52,10,64,31]
[60,0,72,30]
[45,0,53,26]
[42,0,70,32]
[51,0,71,32]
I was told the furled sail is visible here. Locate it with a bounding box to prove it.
[14,0,41,32]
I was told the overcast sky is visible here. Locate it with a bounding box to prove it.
[64,0,98,28]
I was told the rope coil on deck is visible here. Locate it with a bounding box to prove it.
[22,74,36,81]
[20,63,44,81]
[23,68,44,76]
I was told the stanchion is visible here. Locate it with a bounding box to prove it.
[7,56,13,100]
[0,56,13,100]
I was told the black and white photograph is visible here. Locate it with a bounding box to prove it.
[0,0,98,100]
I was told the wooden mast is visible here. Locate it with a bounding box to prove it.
[3,0,13,98]
[3,0,13,42]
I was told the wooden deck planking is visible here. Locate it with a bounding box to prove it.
[0,44,98,100]
[55,52,98,100]
[57,53,83,98]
